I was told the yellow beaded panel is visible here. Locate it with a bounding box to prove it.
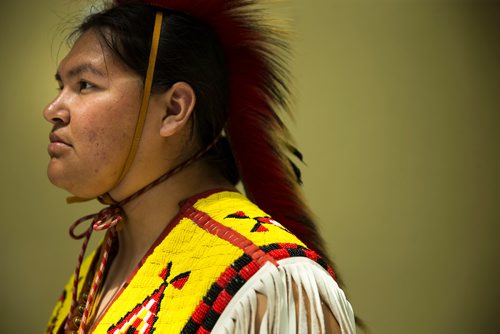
[193,191,306,249]
[94,216,244,333]
[47,191,306,334]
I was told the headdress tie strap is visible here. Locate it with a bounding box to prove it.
[66,11,164,204]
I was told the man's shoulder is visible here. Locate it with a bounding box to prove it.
[187,190,306,248]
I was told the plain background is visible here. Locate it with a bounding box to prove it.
[0,0,499,333]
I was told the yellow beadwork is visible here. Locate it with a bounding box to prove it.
[47,191,305,333]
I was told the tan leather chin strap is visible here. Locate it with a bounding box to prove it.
[114,11,164,186]
[67,11,164,205]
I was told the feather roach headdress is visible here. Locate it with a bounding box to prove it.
[111,0,330,260]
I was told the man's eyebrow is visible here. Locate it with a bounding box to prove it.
[55,63,106,81]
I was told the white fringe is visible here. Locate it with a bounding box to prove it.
[212,257,356,333]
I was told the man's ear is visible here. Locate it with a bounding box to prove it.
[159,82,196,137]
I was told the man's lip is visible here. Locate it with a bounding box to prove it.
[49,132,72,146]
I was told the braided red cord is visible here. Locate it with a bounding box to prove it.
[79,229,116,334]
[64,210,122,333]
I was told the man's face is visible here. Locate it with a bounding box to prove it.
[44,29,143,198]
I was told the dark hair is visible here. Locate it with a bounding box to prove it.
[75,2,239,184]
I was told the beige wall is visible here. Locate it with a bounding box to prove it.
[1,1,498,333]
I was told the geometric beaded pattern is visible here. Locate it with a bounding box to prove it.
[107,262,191,334]
[225,211,290,233]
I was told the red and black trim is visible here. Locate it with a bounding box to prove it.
[261,243,336,279]
[181,243,335,333]
[180,204,337,333]
[181,254,256,333]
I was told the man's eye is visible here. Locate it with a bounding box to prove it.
[79,81,94,91]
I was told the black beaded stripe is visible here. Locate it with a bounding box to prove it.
[200,308,220,331]
[231,253,252,271]
[225,273,246,296]
[181,319,200,333]
[317,257,330,272]
[287,246,307,257]
[260,243,281,253]
[202,283,223,306]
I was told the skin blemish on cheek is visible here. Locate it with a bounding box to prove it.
[86,129,99,143]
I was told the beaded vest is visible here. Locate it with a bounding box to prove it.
[46,190,334,333]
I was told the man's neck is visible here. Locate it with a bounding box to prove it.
[109,161,235,284]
